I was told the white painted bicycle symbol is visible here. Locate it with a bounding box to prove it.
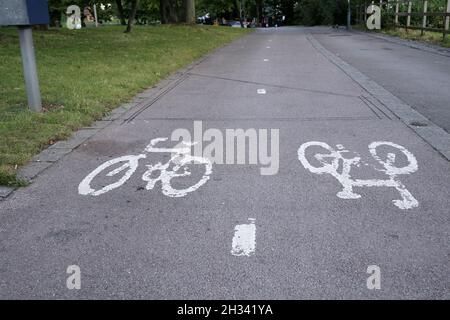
[78,137,212,197]
[298,141,418,209]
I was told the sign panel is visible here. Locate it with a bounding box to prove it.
[0,0,50,26]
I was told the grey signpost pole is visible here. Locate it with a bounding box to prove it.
[0,0,50,113]
[18,26,42,112]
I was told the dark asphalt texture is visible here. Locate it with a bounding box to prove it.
[0,27,449,299]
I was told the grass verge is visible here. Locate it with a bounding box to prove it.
[0,25,250,186]
[353,24,450,48]
[380,28,450,48]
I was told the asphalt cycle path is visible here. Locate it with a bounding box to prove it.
[312,26,450,134]
[1,27,449,299]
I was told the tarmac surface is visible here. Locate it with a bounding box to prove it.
[312,27,450,133]
[0,27,449,299]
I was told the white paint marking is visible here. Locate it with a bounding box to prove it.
[266,46,271,49]
[231,218,256,256]
[79,155,145,196]
[79,137,212,198]
[297,141,419,209]
[142,154,212,198]
[257,89,266,94]
[263,59,269,62]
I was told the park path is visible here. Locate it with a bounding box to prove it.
[312,27,450,133]
[0,27,449,299]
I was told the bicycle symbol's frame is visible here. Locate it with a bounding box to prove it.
[298,141,418,210]
[78,137,212,198]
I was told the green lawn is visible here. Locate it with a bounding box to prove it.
[0,25,250,186]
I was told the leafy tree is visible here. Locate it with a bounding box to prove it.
[48,0,114,26]
[160,0,181,23]
[294,0,348,26]
[115,0,127,25]
[48,0,355,29]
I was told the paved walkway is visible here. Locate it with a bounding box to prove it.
[1,27,449,299]
[313,27,450,133]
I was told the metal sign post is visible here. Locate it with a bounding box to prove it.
[18,26,42,112]
[0,0,50,112]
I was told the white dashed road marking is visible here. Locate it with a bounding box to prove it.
[231,218,256,257]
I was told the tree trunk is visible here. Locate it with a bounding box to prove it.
[160,0,179,24]
[160,0,168,24]
[169,0,179,23]
[280,0,294,25]
[255,0,261,26]
[49,0,62,27]
[185,0,196,24]
[115,0,127,25]
[125,0,139,33]
[235,0,244,28]
[81,0,89,27]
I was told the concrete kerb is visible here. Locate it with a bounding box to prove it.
[0,186,14,199]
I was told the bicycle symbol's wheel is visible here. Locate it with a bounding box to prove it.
[298,141,339,174]
[79,155,146,196]
[159,155,213,198]
[368,141,418,175]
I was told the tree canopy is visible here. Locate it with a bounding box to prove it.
[46,0,364,29]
